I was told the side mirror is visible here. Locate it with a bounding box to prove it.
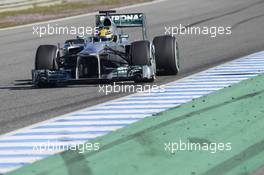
[120,34,129,38]
[120,34,129,43]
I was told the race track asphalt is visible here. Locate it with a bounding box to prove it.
[0,0,264,134]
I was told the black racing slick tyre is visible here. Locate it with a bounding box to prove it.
[130,40,154,83]
[130,40,151,66]
[153,35,179,75]
[35,45,58,70]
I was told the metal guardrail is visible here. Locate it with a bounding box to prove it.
[0,0,62,12]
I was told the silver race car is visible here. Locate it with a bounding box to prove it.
[32,10,180,87]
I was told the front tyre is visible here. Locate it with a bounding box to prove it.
[130,40,151,66]
[34,45,58,87]
[153,35,179,75]
[35,45,58,70]
[130,40,155,83]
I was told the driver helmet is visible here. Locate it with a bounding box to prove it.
[96,27,114,42]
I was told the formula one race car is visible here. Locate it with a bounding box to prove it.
[32,10,180,87]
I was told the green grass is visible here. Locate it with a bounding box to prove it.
[0,2,88,18]
[0,0,152,28]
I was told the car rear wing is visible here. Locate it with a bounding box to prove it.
[95,11,148,40]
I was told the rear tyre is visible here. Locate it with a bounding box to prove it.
[130,41,154,83]
[35,45,58,70]
[153,35,179,75]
